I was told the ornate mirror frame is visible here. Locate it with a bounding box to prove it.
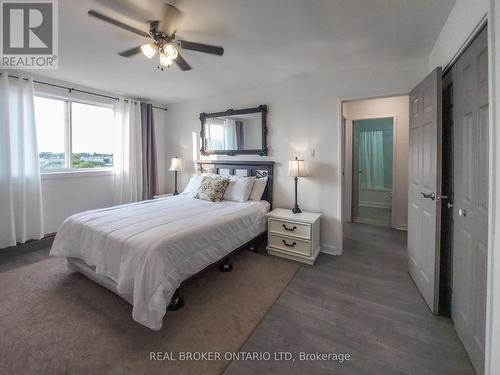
[200,105,268,156]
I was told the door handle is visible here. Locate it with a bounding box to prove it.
[420,192,436,200]
[357,170,363,174]
[459,208,467,217]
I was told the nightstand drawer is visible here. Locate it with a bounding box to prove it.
[268,219,311,239]
[268,234,311,257]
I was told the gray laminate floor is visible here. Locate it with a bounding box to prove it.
[0,224,475,375]
[224,223,475,375]
[0,238,52,273]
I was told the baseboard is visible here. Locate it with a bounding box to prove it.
[394,225,408,231]
[320,243,342,256]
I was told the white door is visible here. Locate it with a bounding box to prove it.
[408,68,442,314]
[452,26,488,375]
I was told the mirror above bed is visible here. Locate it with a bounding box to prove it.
[200,105,268,156]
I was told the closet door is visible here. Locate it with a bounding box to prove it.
[407,67,442,314]
[452,26,488,375]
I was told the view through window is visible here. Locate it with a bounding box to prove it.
[71,102,114,169]
[34,96,66,170]
[34,96,114,171]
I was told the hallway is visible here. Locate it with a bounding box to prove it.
[225,223,475,374]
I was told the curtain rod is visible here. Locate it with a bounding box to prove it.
[2,73,168,111]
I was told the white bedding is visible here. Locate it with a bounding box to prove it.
[49,195,269,330]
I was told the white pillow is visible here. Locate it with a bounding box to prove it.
[249,176,268,201]
[181,174,203,195]
[223,176,256,202]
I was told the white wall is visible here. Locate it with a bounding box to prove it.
[162,59,426,254]
[342,96,410,230]
[41,172,114,234]
[429,0,489,69]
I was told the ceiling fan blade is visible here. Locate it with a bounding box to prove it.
[175,53,192,71]
[88,10,150,38]
[177,40,224,56]
[118,46,143,57]
[160,4,184,36]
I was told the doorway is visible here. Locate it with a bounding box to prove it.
[342,95,409,231]
[352,118,394,227]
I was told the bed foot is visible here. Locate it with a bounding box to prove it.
[167,290,185,311]
[218,263,233,272]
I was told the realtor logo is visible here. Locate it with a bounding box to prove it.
[0,0,58,69]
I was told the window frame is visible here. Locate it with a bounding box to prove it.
[34,93,115,175]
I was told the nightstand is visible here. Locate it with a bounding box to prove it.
[153,193,174,199]
[266,208,321,265]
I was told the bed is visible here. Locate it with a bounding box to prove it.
[49,160,274,330]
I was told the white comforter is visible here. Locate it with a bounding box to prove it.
[50,195,269,330]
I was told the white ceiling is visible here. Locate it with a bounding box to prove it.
[37,0,455,104]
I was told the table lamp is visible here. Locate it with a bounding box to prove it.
[288,157,307,213]
[169,157,184,195]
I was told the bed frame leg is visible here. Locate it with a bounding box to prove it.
[167,289,184,311]
[218,261,233,272]
[249,233,265,253]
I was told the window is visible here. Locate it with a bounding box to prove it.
[34,96,114,172]
[34,97,66,170]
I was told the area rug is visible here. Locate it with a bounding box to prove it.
[0,251,299,375]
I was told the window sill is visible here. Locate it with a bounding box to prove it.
[41,169,114,180]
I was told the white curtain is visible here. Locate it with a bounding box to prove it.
[113,101,143,204]
[359,130,385,189]
[0,73,44,248]
[224,119,238,150]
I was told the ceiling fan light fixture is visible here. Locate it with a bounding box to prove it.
[141,43,157,59]
[163,43,178,60]
[159,52,174,67]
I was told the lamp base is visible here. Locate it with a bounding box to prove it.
[292,205,302,214]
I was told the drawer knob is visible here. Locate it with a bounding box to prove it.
[282,240,297,247]
[282,224,297,231]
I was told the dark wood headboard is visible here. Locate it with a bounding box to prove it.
[196,160,275,208]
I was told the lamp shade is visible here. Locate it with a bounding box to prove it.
[288,157,307,177]
[169,157,184,171]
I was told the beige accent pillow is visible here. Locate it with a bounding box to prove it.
[249,176,268,201]
[194,176,230,202]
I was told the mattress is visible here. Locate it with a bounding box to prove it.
[50,195,270,330]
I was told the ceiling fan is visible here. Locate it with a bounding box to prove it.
[87,3,224,71]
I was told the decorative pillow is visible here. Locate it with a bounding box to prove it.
[201,172,222,179]
[194,176,230,202]
[249,176,268,201]
[223,176,256,202]
[181,174,203,195]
